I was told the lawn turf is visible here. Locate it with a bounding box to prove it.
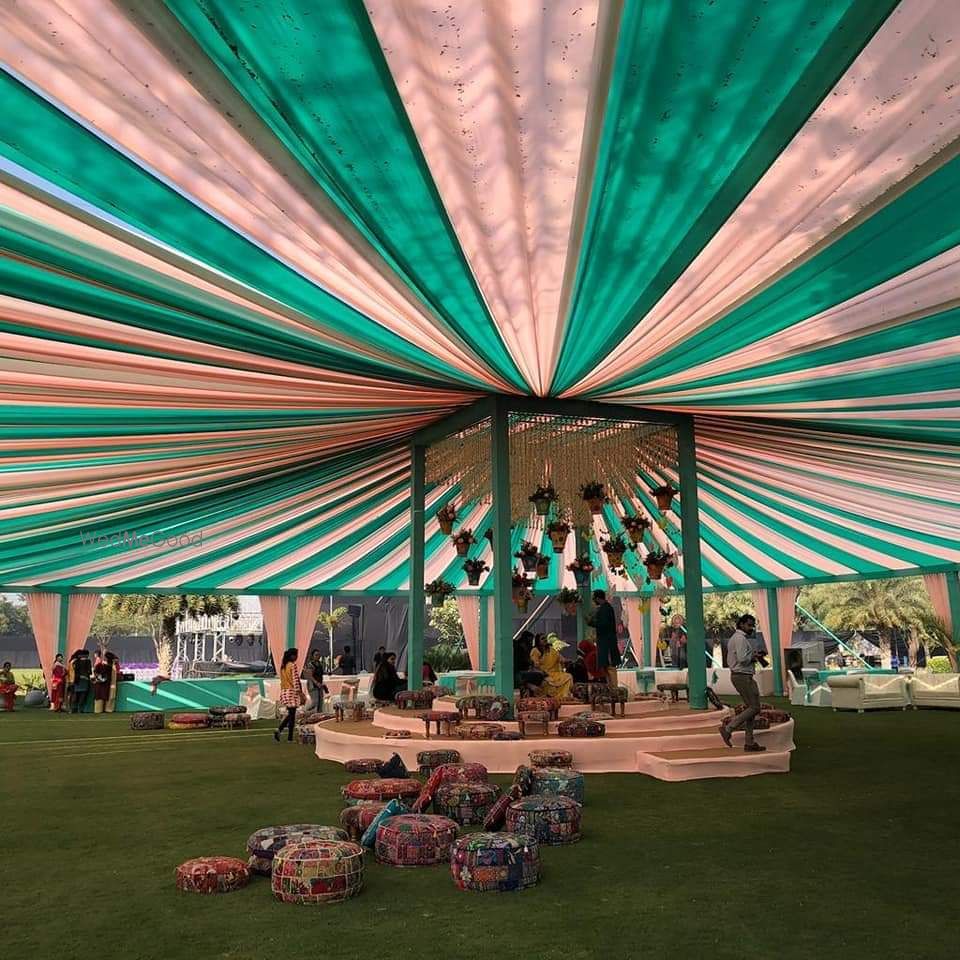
[2,701,955,960]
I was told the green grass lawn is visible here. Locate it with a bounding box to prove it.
[2,701,956,960]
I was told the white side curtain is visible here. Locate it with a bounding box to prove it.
[295,595,323,653]
[67,593,100,651]
[456,595,481,670]
[751,589,773,660]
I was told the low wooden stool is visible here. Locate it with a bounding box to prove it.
[592,685,629,717]
[517,710,551,737]
[420,710,460,739]
[657,682,689,703]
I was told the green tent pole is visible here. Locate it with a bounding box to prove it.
[576,527,589,647]
[56,592,71,657]
[478,595,489,671]
[676,415,706,709]
[765,588,785,697]
[285,594,298,661]
[491,398,514,699]
[408,443,426,691]
[641,603,651,668]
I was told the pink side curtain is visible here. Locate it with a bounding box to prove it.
[258,596,289,673]
[456,595,481,670]
[67,594,100,651]
[295,595,322,654]
[25,592,61,692]
[648,600,662,667]
[751,590,772,657]
[776,587,799,658]
[923,573,954,634]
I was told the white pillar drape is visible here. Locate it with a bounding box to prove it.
[456,595,481,670]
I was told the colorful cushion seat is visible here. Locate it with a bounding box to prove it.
[494,731,522,741]
[752,715,770,730]
[484,696,512,721]
[456,695,492,716]
[450,833,541,892]
[339,802,388,841]
[129,711,163,730]
[574,710,614,721]
[210,712,252,730]
[175,856,250,894]
[505,795,582,845]
[528,749,573,768]
[271,840,364,904]
[457,723,504,740]
[246,824,349,875]
[557,717,605,738]
[208,705,247,716]
[384,729,412,739]
[735,701,774,714]
[481,792,514,831]
[434,762,488,784]
[516,696,560,718]
[296,710,330,725]
[344,758,383,774]
[760,708,791,725]
[341,778,422,806]
[296,724,316,745]
[434,781,501,825]
[359,798,405,849]
[395,689,436,709]
[416,749,461,777]
[374,814,459,866]
[530,766,585,804]
[168,712,209,730]
[512,764,534,796]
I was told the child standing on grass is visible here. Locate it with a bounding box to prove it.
[0,662,17,711]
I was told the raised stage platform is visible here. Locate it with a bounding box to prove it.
[115,677,263,713]
[313,697,795,781]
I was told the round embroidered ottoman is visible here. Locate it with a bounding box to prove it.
[735,701,774,714]
[211,712,251,730]
[246,824,349,875]
[760,708,791,725]
[416,749,461,778]
[344,758,383,775]
[434,781,501,825]
[297,710,330,726]
[339,802,388,841]
[395,689,436,710]
[451,833,541,892]
[168,712,209,730]
[517,696,560,719]
[297,724,316,745]
[456,695,493,718]
[271,840,364,904]
[457,723,504,740]
[384,729,412,739]
[435,762,488,784]
[505,795,582,845]
[129,711,164,730]
[374,814,458,866]
[494,731,522,741]
[529,749,573,768]
[557,717,605,738]
[175,856,250,894]
[752,715,771,730]
[530,766,585,804]
[208,705,247,716]
[341,778,422,806]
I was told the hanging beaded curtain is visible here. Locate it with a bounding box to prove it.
[425,415,677,527]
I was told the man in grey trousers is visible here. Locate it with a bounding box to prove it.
[720,614,766,752]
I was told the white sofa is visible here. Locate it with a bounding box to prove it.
[908,674,960,709]
[827,674,909,712]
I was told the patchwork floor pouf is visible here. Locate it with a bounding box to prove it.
[557,717,605,738]
[433,761,488,786]
[247,824,349,875]
[574,710,614,722]
[339,802,388,841]
[167,712,210,730]
[494,731,522,741]
[529,749,573,768]
[420,710,461,738]
[341,778,422,806]
[457,722,504,740]
[211,712,252,730]
[129,711,164,730]
[434,781,501,825]
[209,705,247,716]
[416,749,461,778]
[451,833,540,893]
[374,814,458,866]
[297,710,330,726]
[505,795,582,845]
[530,766,585,804]
[271,840,364,905]
[760,708,791,725]
[395,689,436,710]
[456,695,493,719]
[296,724,316,745]
[175,856,250,894]
[517,696,560,720]
[384,729,412,739]
[344,758,383,775]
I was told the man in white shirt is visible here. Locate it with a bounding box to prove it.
[720,614,766,752]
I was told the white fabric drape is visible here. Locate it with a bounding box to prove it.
[258,596,289,673]
[25,592,61,692]
[295,595,323,652]
[456,595,481,670]
[67,593,100,651]
[751,589,773,658]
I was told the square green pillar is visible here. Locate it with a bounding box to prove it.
[676,416,707,709]
[491,399,514,698]
[407,443,425,691]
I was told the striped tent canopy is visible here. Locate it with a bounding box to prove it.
[1,0,959,594]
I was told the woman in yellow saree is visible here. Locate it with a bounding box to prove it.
[530,633,572,701]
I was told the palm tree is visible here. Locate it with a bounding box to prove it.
[317,598,349,665]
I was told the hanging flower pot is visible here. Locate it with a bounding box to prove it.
[546,520,571,554]
[512,572,531,601]
[425,578,454,607]
[567,555,594,589]
[451,527,476,557]
[649,484,678,512]
[463,559,489,587]
[515,540,539,572]
[622,514,651,545]
[528,483,557,517]
[601,535,631,572]
[515,592,531,614]
[535,555,550,578]
[436,503,458,536]
[580,482,607,515]
[642,552,674,584]
[558,587,580,616]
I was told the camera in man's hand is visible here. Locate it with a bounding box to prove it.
[755,652,770,668]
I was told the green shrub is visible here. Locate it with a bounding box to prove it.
[425,641,471,672]
[927,656,952,674]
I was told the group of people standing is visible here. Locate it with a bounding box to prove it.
[55,649,121,713]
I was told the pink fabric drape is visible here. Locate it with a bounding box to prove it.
[751,589,772,658]
[258,596,289,673]
[25,592,61,692]
[456,595,481,670]
[776,588,799,660]
[295,595,322,652]
[67,593,100,651]
[923,573,954,634]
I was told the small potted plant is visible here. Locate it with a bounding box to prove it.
[451,527,477,557]
[535,553,550,578]
[515,587,532,614]
[566,554,595,588]
[557,586,580,616]
[580,481,608,515]
[512,571,532,600]
[425,578,455,607]
[436,502,458,535]
[528,483,558,517]
[514,540,540,572]
[649,483,678,512]
[621,513,652,544]
[463,558,489,586]
[601,534,632,568]
[642,550,674,583]
[546,518,572,553]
